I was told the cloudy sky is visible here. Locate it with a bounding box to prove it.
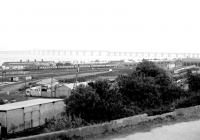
[0,0,200,53]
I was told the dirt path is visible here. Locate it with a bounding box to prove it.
[96,120,200,140]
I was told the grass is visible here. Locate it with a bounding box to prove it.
[0,92,28,103]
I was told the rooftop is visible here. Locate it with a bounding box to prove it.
[64,82,88,89]
[0,98,63,111]
[37,78,59,86]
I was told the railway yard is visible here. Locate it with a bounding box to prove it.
[0,62,124,104]
[0,61,132,138]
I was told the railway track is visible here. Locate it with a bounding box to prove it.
[0,70,112,94]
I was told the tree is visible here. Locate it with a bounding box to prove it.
[117,73,161,109]
[65,85,101,122]
[136,60,173,88]
[88,80,134,120]
[117,60,181,112]
[188,73,200,92]
[65,80,135,123]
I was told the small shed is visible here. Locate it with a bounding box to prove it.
[0,99,65,134]
[10,77,19,82]
[26,84,72,98]
[26,86,42,97]
[25,76,32,81]
[55,84,72,98]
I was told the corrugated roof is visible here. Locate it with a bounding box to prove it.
[0,98,63,111]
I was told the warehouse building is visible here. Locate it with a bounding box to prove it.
[26,84,72,98]
[0,98,65,134]
[54,84,72,98]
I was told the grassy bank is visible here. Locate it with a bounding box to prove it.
[90,112,200,140]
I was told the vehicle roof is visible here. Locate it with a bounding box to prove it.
[0,98,63,111]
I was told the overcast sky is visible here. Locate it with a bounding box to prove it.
[0,0,200,53]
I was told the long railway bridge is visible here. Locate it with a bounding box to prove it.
[0,50,200,62]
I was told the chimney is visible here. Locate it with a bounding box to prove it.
[34,59,36,62]
[20,60,22,63]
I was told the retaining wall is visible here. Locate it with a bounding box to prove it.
[12,105,200,140]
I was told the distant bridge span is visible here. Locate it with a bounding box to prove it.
[0,50,200,60]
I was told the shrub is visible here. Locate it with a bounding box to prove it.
[0,98,5,105]
[65,80,135,123]
[188,73,200,92]
[174,92,200,109]
[44,114,87,132]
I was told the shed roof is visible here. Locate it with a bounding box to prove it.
[64,82,88,89]
[0,98,63,111]
[37,78,58,86]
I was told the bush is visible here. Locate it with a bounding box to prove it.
[44,114,87,132]
[65,80,135,123]
[174,92,200,108]
[188,73,200,92]
[145,105,173,116]
[0,98,5,105]
[65,85,102,122]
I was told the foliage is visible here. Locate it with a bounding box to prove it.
[65,80,135,123]
[188,73,200,92]
[64,60,186,123]
[65,85,101,122]
[0,98,5,105]
[88,80,135,120]
[52,60,200,131]
[40,60,200,137]
[44,114,86,132]
[117,59,180,112]
[174,92,200,109]
[117,74,161,109]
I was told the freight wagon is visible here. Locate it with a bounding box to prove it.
[0,98,65,134]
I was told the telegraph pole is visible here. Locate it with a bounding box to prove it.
[51,74,53,97]
[73,64,79,89]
